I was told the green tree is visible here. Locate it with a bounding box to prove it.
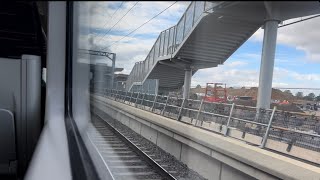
[304,93,315,101]
[308,92,315,99]
[295,92,303,98]
[196,84,201,88]
[316,95,320,102]
[284,90,292,95]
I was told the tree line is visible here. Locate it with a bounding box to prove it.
[284,90,320,101]
[195,85,320,102]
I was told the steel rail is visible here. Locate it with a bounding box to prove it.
[93,112,177,180]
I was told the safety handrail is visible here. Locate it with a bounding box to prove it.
[92,88,320,160]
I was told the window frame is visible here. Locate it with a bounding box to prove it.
[64,2,100,180]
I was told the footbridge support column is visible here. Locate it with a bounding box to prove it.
[183,67,192,99]
[257,14,280,109]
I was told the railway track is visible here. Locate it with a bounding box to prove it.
[88,112,176,180]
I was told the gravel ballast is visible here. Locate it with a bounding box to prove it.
[92,104,207,180]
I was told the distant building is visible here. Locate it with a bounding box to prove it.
[114,73,128,91]
[90,63,128,90]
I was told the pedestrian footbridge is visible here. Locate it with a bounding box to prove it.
[125,1,320,109]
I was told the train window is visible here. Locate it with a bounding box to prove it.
[68,1,320,180]
[68,2,210,180]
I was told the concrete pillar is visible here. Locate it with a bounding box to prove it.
[155,79,159,95]
[95,66,104,92]
[110,53,116,89]
[183,68,192,99]
[256,19,279,109]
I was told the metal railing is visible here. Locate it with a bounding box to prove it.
[126,1,225,90]
[93,89,320,158]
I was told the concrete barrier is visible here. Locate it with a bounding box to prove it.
[91,95,320,180]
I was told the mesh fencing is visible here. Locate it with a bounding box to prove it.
[230,105,272,138]
[270,111,320,152]
[94,89,320,158]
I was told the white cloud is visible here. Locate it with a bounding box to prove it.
[75,1,190,73]
[291,73,320,81]
[240,53,261,60]
[225,61,248,67]
[274,66,320,82]
[191,66,320,89]
[191,66,260,87]
[80,33,156,73]
[79,1,190,37]
[250,16,320,62]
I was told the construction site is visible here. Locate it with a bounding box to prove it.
[190,85,320,114]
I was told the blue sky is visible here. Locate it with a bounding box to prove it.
[77,1,320,96]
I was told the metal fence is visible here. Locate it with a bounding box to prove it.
[93,89,320,163]
[270,111,320,152]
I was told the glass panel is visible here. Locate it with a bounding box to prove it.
[135,65,138,81]
[138,64,141,80]
[149,48,154,70]
[143,63,145,79]
[139,63,143,81]
[64,2,288,180]
[168,27,174,54]
[144,59,148,76]
[194,1,205,23]
[137,65,140,81]
[149,46,154,66]
[137,63,141,81]
[163,31,167,56]
[163,29,169,56]
[139,64,142,79]
[175,15,185,47]
[67,3,320,178]
[159,32,165,57]
[172,26,177,52]
[136,65,138,81]
[154,37,160,59]
[184,2,194,37]
[133,65,136,79]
